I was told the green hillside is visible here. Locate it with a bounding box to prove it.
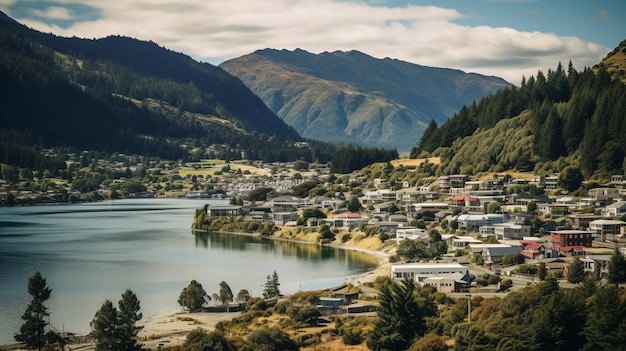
[0,11,334,173]
[413,40,626,181]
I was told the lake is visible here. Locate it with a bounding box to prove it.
[0,198,378,345]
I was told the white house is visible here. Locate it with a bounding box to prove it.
[602,201,626,218]
[395,228,429,243]
[391,263,469,283]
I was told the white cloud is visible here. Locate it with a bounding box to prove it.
[5,0,610,83]
[28,6,73,20]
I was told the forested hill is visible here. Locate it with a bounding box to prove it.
[220,48,511,151]
[412,39,626,180]
[0,11,332,168]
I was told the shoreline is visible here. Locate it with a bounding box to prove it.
[4,231,390,350]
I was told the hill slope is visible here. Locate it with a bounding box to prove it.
[415,39,626,180]
[220,49,511,151]
[0,11,328,167]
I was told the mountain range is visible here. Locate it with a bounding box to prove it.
[220,49,511,151]
[0,10,329,167]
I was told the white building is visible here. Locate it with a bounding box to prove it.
[391,263,469,283]
[395,228,429,243]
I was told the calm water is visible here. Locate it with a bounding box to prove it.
[0,199,377,345]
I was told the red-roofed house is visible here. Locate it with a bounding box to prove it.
[450,195,481,211]
[521,243,545,260]
[323,212,368,230]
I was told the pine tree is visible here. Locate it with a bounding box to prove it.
[14,272,52,351]
[263,271,281,299]
[117,289,143,351]
[91,290,143,351]
[607,248,626,288]
[91,300,119,351]
[367,279,423,351]
[567,256,585,284]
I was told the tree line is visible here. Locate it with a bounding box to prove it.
[330,144,399,174]
[412,60,626,179]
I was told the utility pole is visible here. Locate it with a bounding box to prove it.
[466,294,472,322]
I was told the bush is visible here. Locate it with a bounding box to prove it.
[341,233,352,243]
[342,329,362,345]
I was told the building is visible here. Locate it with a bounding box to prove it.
[205,205,241,218]
[569,214,602,229]
[493,222,532,240]
[588,219,625,242]
[550,230,593,254]
[602,201,626,218]
[588,187,621,205]
[391,263,469,283]
[482,246,523,266]
[395,228,429,243]
[456,213,508,232]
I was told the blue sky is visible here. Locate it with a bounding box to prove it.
[0,0,623,83]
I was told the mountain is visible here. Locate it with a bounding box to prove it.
[414,39,626,180]
[0,11,331,168]
[220,49,511,151]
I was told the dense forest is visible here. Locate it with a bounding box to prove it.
[411,40,626,180]
[0,14,335,177]
[330,145,399,174]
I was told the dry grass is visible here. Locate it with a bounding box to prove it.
[391,157,440,168]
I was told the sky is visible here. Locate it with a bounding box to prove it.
[0,0,624,84]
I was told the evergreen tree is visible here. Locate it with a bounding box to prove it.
[91,300,119,351]
[117,289,143,351]
[581,286,626,350]
[558,166,584,193]
[567,256,585,284]
[367,279,424,351]
[263,271,281,299]
[607,248,626,288]
[15,272,52,351]
[91,290,143,351]
[347,196,361,212]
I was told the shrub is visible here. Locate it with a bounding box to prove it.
[342,329,362,345]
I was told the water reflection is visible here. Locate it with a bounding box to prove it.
[193,231,378,269]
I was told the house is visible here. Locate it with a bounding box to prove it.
[395,228,429,243]
[323,212,368,230]
[205,205,241,218]
[467,244,512,255]
[391,263,470,292]
[588,219,625,242]
[544,176,559,190]
[580,255,612,277]
[537,204,569,218]
[439,174,469,191]
[569,214,602,229]
[423,276,470,293]
[362,189,397,203]
[456,213,508,231]
[550,230,593,255]
[412,202,449,213]
[492,222,532,240]
[521,243,546,260]
[269,196,311,212]
[450,195,481,211]
[446,235,483,251]
[272,212,299,225]
[482,246,523,267]
[588,187,621,205]
[602,201,626,218]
